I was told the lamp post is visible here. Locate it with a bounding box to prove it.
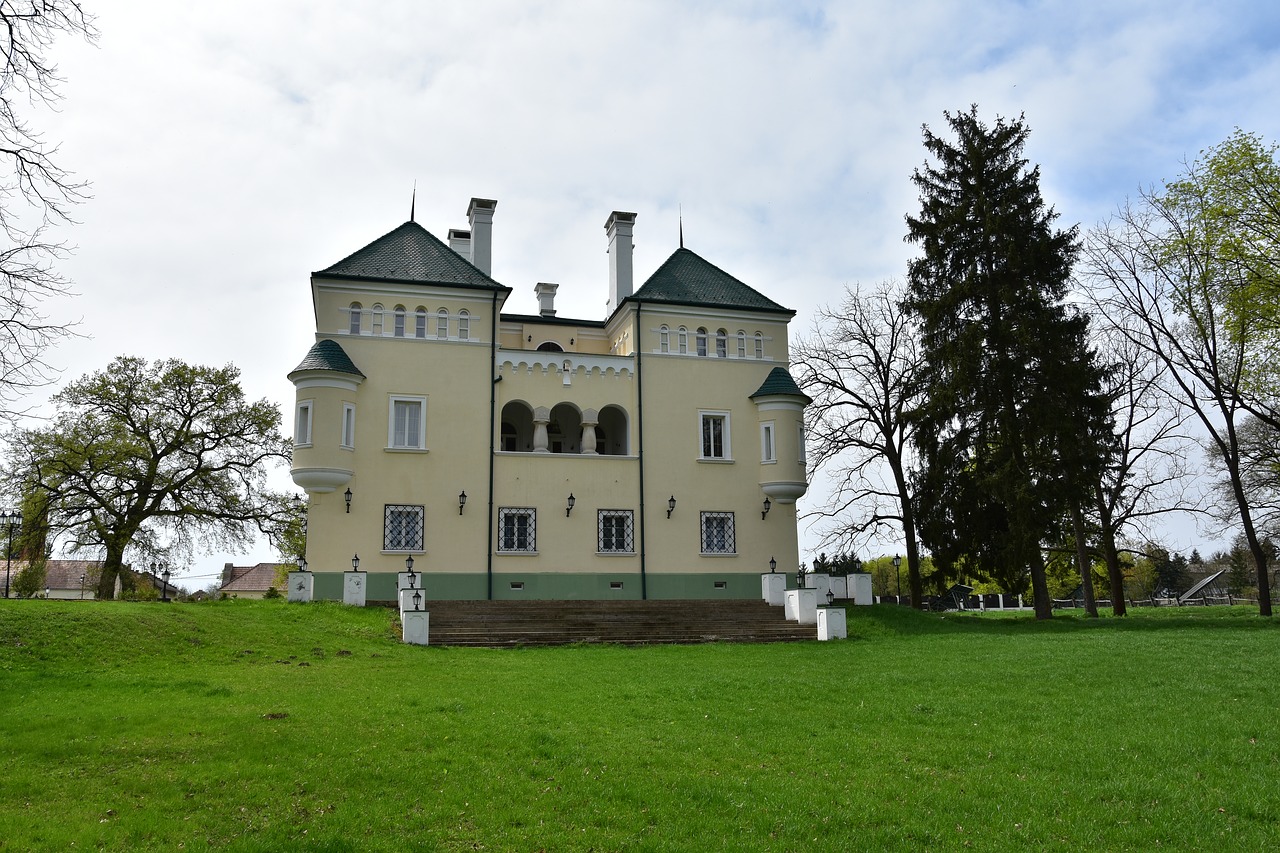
[893,554,902,599]
[161,567,171,603]
[1,510,19,600]
[79,573,86,600]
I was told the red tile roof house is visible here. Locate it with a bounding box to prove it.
[1,559,121,600]
[217,563,287,599]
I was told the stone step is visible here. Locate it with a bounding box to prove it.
[404,599,818,647]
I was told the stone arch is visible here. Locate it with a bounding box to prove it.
[500,401,535,452]
[549,402,582,454]
[598,404,629,455]
[537,341,564,352]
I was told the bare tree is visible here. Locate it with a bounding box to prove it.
[1089,326,1199,615]
[792,281,928,605]
[0,2,95,418]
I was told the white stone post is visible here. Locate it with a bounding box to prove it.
[286,571,313,603]
[532,416,550,453]
[784,588,818,625]
[402,608,430,645]
[817,606,847,640]
[829,576,848,600]
[343,571,367,607]
[580,419,598,455]
[761,572,786,606]
[848,573,874,606]
[805,572,832,601]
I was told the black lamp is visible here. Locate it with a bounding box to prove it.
[761,496,771,520]
[566,493,576,517]
[412,589,422,611]
[296,556,308,572]
[161,567,171,603]
[458,491,467,515]
[344,487,353,513]
[769,556,777,573]
[826,588,835,606]
[667,495,676,518]
[351,554,360,571]
[405,555,416,588]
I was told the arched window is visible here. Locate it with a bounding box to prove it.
[696,327,708,357]
[436,308,449,339]
[599,405,629,455]
[415,307,427,338]
[736,331,746,358]
[348,303,362,335]
[536,341,564,352]
[659,325,670,353]
[371,304,384,336]
[500,401,535,452]
[754,332,764,359]
[393,305,406,337]
[715,329,727,358]
[458,310,470,341]
[677,327,688,354]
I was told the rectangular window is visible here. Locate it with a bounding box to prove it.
[761,422,776,463]
[415,311,427,338]
[388,396,426,449]
[798,424,807,465]
[700,412,730,460]
[700,512,736,555]
[754,334,764,359]
[384,505,424,551]
[295,401,312,446]
[437,312,448,339]
[393,310,405,337]
[498,508,536,552]
[341,403,356,449]
[458,312,470,341]
[598,510,635,554]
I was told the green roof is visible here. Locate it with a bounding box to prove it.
[628,248,793,315]
[749,367,811,402]
[314,221,509,292]
[288,339,365,379]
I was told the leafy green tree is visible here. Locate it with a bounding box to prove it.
[904,107,1113,619]
[1085,130,1280,615]
[11,557,45,598]
[4,357,293,598]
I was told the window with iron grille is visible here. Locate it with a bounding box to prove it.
[598,510,635,553]
[498,507,536,552]
[384,505,424,551]
[700,511,735,555]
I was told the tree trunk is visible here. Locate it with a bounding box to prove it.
[1070,500,1098,617]
[1029,547,1053,620]
[1095,485,1127,616]
[98,546,125,600]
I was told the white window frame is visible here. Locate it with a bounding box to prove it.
[458,309,470,341]
[393,305,406,337]
[678,326,688,354]
[295,400,313,447]
[498,507,536,553]
[715,329,727,358]
[799,423,807,465]
[761,421,776,463]
[736,331,746,359]
[415,307,427,338]
[696,327,708,357]
[699,411,731,461]
[700,511,736,555]
[387,396,427,450]
[436,308,449,339]
[348,303,362,336]
[754,332,764,359]
[383,504,424,552]
[597,509,635,554]
[341,403,356,449]
[371,304,384,336]
[659,325,670,353]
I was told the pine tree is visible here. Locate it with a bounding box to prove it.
[904,107,1112,619]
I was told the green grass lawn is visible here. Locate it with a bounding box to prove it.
[1,599,1278,851]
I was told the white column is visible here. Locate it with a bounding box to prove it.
[343,571,366,607]
[287,571,313,603]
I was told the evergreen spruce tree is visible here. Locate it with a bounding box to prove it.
[904,107,1112,619]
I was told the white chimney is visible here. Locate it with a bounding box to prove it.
[467,197,497,275]
[448,228,471,259]
[534,282,559,317]
[606,211,636,308]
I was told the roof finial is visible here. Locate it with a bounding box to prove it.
[679,204,684,249]
[410,181,417,223]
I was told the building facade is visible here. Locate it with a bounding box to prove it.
[288,199,809,601]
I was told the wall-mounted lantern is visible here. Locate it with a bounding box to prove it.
[344,487,353,514]
[667,495,676,519]
[761,497,771,520]
[458,491,467,515]
[566,493,576,517]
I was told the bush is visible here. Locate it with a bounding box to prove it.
[263,586,281,599]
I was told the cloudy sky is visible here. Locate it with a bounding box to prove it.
[19,0,1280,587]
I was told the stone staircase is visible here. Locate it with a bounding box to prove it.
[412,599,817,647]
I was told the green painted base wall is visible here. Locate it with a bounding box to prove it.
[307,572,761,601]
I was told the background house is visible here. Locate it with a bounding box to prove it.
[1,560,120,600]
[217,562,286,599]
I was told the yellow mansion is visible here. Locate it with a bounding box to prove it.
[288,198,810,601]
